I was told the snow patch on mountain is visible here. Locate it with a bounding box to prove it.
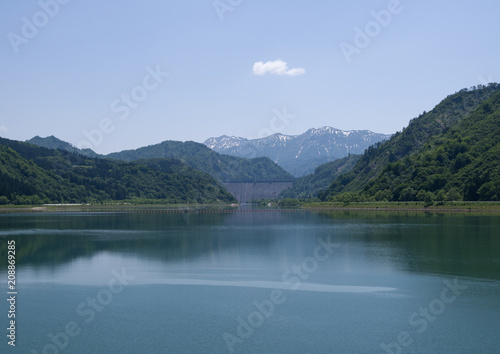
[204,127,391,177]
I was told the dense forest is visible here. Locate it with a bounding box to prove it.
[0,138,236,205]
[318,84,500,203]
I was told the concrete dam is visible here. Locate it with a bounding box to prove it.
[223,179,295,203]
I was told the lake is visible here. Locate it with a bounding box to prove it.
[1,210,499,353]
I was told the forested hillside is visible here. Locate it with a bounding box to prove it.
[0,138,236,205]
[107,140,293,182]
[279,154,360,199]
[319,84,500,202]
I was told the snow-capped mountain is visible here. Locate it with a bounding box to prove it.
[204,127,391,177]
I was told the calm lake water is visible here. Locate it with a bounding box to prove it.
[1,210,499,353]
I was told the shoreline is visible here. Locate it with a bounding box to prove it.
[0,201,499,214]
[303,201,500,211]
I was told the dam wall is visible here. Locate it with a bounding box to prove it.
[223,179,295,203]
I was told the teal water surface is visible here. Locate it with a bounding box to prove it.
[1,211,499,353]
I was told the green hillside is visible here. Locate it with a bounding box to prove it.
[106,140,293,182]
[0,138,236,205]
[279,154,360,199]
[320,84,500,202]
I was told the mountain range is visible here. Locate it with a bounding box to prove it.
[4,83,499,205]
[106,141,293,182]
[26,138,293,183]
[204,127,391,177]
[27,127,390,181]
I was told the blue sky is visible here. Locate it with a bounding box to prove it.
[1,0,499,154]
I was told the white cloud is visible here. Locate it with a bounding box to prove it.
[0,126,7,132]
[252,59,305,77]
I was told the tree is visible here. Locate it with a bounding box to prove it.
[446,188,462,201]
[399,187,417,201]
[374,189,393,202]
[416,190,426,201]
[424,192,435,207]
[435,190,446,203]
[478,182,499,201]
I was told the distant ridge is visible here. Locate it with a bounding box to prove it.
[27,135,99,158]
[204,127,391,177]
[106,140,293,182]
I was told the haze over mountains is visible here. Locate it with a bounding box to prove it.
[204,127,391,177]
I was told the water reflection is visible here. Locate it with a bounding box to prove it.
[1,211,499,283]
[1,211,500,354]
